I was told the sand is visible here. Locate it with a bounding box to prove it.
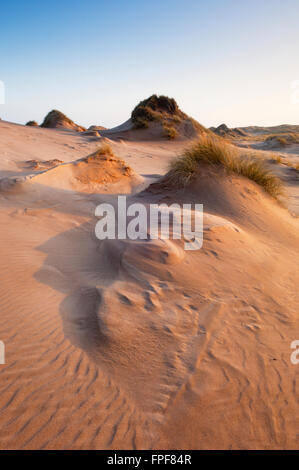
[0,119,298,450]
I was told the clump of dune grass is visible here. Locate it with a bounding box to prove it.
[133,117,149,129]
[272,155,283,164]
[170,115,182,124]
[97,143,114,156]
[163,123,178,140]
[132,105,162,127]
[283,160,299,172]
[170,136,283,199]
[265,133,299,147]
[131,94,187,129]
[84,143,116,163]
[83,144,132,176]
[266,135,288,146]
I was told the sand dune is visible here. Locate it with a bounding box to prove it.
[0,117,298,450]
[40,109,86,132]
[28,147,142,193]
[102,95,206,142]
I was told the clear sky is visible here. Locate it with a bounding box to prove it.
[0,0,298,128]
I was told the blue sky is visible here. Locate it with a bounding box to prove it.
[0,0,298,128]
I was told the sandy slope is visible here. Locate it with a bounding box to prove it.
[0,120,298,450]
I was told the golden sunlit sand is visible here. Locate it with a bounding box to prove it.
[0,100,298,449]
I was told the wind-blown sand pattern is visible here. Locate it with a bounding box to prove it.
[0,118,298,450]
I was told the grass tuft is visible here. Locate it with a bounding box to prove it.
[133,117,149,129]
[272,155,283,164]
[96,143,114,156]
[163,123,178,140]
[265,133,299,146]
[283,160,299,172]
[170,135,283,199]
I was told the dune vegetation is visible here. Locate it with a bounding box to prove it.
[131,94,186,129]
[0,108,298,451]
[40,109,86,131]
[265,133,299,146]
[170,135,283,198]
[162,123,178,140]
[26,120,38,126]
[130,94,207,140]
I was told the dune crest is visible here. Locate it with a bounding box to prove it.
[0,145,142,196]
[101,95,207,142]
[40,109,86,132]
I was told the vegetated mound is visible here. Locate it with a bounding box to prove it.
[73,144,133,185]
[241,124,299,136]
[80,125,108,137]
[210,123,230,136]
[130,94,207,140]
[40,109,86,132]
[26,120,38,127]
[131,95,183,124]
[147,135,283,203]
[210,123,248,138]
[80,129,101,137]
[29,143,141,193]
[263,133,299,149]
[88,125,107,131]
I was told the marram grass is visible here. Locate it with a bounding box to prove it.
[170,136,283,199]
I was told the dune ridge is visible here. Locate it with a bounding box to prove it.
[0,111,298,449]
